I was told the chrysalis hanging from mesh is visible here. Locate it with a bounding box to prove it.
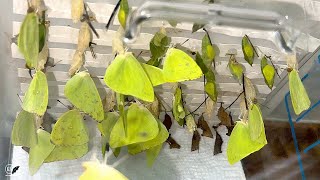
[71,0,84,23]
[69,50,84,76]
[77,22,91,53]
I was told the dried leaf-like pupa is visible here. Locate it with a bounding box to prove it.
[102,90,116,112]
[77,22,91,53]
[244,76,256,106]
[204,98,216,120]
[69,50,84,76]
[37,41,49,71]
[184,108,197,133]
[112,27,125,55]
[71,0,84,23]
[239,94,248,122]
[143,95,160,118]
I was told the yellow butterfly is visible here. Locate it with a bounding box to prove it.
[289,68,311,115]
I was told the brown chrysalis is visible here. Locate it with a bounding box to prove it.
[226,112,234,136]
[197,114,213,138]
[191,129,201,152]
[214,130,223,155]
[166,135,181,149]
[217,103,232,127]
[163,114,181,149]
[163,113,172,131]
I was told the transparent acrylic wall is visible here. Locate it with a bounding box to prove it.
[2,0,320,179]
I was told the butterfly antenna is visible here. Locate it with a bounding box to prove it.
[57,100,72,110]
[180,38,190,46]
[136,51,143,58]
[106,0,122,30]
[28,69,33,78]
[17,94,23,104]
[111,154,129,168]
[45,59,62,71]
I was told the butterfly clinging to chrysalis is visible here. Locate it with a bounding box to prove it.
[288,68,311,115]
[18,8,39,69]
[11,110,38,148]
[64,71,104,121]
[77,22,92,53]
[227,120,267,165]
[184,107,197,133]
[22,71,48,116]
[69,50,84,76]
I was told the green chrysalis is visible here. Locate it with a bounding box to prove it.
[172,85,185,126]
[147,28,171,67]
[261,56,275,89]
[195,53,217,102]
[228,56,244,82]
[118,0,129,28]
[202,34,215,68]
[242,35,255,66]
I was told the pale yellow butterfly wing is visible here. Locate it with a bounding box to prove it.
[44,143,88,162]
[141,63,166,86]
[64,71,104,121]
[163,48,202,82]
[11,110,37,147]
[50,110,89,146]
[79,161,128,180]
[289,69,311,115]
[29,129,55,175]
[22,71,48,116]
[248,104,263,142]
[227,121,267,165]
[109,104,159,148]
[104,52,154,102]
